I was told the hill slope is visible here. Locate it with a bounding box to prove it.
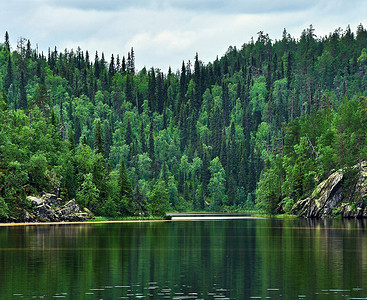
[1,24,367,219]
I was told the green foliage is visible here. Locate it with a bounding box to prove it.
[256,156,284,214]
[118,160,134,216]
[0,197,8,219]
[208,157,226,210]
[2,24,367,220]
[148,181,170,217]
[28,153,47,192]
[76,173,100,212]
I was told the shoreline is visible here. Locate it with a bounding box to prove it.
[0,219,172,227]
[0,213,268,226]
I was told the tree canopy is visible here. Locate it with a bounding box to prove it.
[1,24,367,219]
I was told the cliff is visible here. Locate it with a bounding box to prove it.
[292,162,367,218]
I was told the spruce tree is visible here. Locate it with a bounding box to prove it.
[94,119,105,156]
[193,53,202,110]
[19,71,27,110]
[4,54,13,92]
[127,47,135,74]
[109,54,115,77]
[134,185,148,215]
[4,31,9,51]
[94,51,100,78]
[118,160,134,215]
[140,122,147,153]
[125,119,133,146]
[148,122,155,160]
[179,61,186,109]
[121,56,126,73]
[116,54,121,72]
[148,68,156,112]
[222,80,230,127]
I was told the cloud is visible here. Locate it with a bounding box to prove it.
[34,0,320,14]
[2,0,367,72]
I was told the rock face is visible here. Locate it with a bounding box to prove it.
[25,193,93,222]
[292,162,367,218]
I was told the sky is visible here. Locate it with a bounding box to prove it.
[2,0,367,72]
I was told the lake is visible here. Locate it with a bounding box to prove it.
[1,217,367,299]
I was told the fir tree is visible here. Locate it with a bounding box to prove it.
[4,31,10,51]
[4,53,13,92]
[109,54,115,77]
[94,119,105,156]
[118,160,134,215]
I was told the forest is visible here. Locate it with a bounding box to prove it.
[1,24,367,219]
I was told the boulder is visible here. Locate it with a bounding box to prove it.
[28,195,45,207]
[292,162,367,218]
[25,194,92,222]
[36,203,57,221]
[41,192,62,206]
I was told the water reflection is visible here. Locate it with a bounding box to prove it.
[0,218,367,299]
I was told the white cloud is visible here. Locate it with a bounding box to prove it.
[2,0,367,72]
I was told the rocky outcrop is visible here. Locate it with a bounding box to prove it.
[292,162,367,218]
[24,193,93,222]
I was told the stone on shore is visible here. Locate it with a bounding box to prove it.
[25,193,93,222]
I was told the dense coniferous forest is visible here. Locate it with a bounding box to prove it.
[1,24,367,219]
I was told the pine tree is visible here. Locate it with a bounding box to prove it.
[125,119,133,146]
[68,129,76,153]
[157,71,164,113]
[94,51,100,78]
[128,47,135,74]
[148,68,156,112]
[134,185,148,215]
[19,70,27,110]
[222,80,230,127]
[179,61,186,109]
[26,40,32,59]
[109,54,115,77]
[193,53,202,110]
[148,121,155,160]
[140,122,147,153]
[4,53,13,92]
[116,54,121,73]
[94,119,105,156]
[121,56,126,73]
[4,31,10,51]
[118,160,134,215]
[125,74,133,103]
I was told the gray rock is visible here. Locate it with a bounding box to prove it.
[27,196,45,207]
[292,162,367,218]
[36,203,56,221]
[25,194,92,222]
[42,193,61,206]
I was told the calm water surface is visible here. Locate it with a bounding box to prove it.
[1,217,367,299]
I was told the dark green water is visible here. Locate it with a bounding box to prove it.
[1,218,367,299]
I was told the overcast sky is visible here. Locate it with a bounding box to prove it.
[2,0,367,72]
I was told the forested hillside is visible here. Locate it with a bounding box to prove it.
[1,24,367,219]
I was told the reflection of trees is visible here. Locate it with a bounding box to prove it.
[257,218,367,298]
[1,220,367,298]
